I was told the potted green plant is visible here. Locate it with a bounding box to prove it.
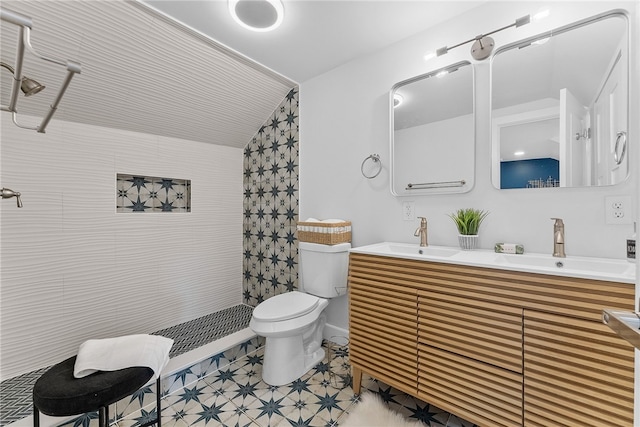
[448,208,489,250]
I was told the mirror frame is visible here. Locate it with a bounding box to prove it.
[489,9,630,190]
[390,61,475,196]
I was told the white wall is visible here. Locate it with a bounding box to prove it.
[0,118,243,380]
[394,114,474,195]
[300,2,639,335]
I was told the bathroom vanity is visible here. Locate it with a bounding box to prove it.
[348,243,635,427]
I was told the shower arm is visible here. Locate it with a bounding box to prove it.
[0,7,81,133]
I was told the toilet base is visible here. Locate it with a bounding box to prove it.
[304,346,326,372]
[261,335,326,386]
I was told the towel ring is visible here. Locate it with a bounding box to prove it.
[614,131,627,165]
[361,154,382,179]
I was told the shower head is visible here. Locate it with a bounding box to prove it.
[1,61,45,96]
[20,75,45,96]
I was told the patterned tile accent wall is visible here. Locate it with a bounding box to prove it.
[117,174,191,212]
[243,88,299,306]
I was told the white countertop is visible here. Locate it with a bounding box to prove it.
[350,242,636,284]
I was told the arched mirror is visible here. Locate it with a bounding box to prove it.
[491,11,628,189]
[390,61,474,196]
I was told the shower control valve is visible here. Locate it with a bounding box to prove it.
[1,187,23,208]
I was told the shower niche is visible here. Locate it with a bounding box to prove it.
[116,174,191,213]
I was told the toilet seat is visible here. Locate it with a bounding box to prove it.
[252,291,319,322]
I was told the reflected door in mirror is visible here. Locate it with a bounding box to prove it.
[491,12,628,189]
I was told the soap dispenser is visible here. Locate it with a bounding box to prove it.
[627,222,636,263]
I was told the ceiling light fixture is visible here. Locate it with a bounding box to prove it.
[228,0,284,32]
[436,15,531,61]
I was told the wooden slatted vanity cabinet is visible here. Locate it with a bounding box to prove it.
[348,252,635,427]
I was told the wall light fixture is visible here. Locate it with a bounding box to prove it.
[437,15,531,61]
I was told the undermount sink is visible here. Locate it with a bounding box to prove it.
[495,253,633,275]
[350,242,635,283]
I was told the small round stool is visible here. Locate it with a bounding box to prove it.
[33,356,161,427]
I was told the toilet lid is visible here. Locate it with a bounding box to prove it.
[252,291,320,322]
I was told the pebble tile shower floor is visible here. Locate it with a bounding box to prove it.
[112,343,476,427]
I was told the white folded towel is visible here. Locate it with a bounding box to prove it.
[74,334,173,381]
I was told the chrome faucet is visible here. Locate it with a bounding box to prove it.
[1,188,23,208]
[551,218,565,258]
[414,217,428,247]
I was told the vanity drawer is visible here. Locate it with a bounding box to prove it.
[418,343,523,427]
[418,290,523,373]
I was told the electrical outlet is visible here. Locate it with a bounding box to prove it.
[605,196,633,224]
[402,201,415,221]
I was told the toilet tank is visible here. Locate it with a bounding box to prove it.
[299,242,351,298]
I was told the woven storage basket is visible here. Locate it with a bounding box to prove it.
[297,220,352,245]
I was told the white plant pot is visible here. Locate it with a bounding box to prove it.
[458,234,478,250]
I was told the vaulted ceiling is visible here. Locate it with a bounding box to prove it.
[1,1,484,147]
[1,0,295,147]
[140,0,484,83]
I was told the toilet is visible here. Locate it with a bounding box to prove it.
[250,241,350,386]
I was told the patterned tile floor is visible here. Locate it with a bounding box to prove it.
[118,342,476,427]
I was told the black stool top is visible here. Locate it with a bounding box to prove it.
[33,356,154,416]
